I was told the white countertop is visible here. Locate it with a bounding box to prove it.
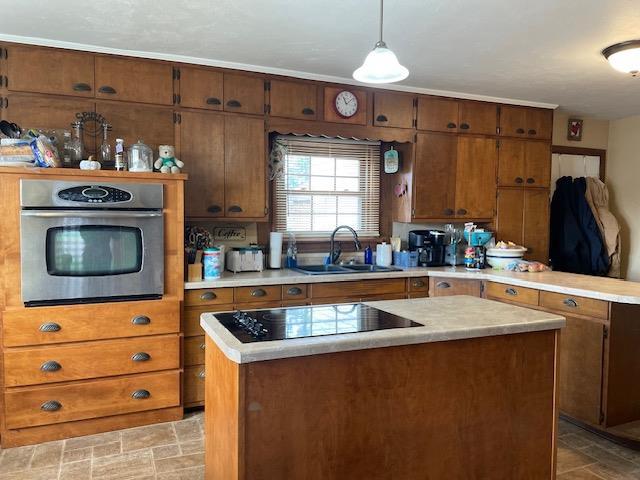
[200,296,565,364]
[186,266,640,304]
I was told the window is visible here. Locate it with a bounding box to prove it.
[273,136,380,238]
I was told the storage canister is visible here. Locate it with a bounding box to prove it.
[203,247,222,280]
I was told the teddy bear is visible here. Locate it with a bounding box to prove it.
[154,145,184,173]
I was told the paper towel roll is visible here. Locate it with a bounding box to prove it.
[269,232,284,269]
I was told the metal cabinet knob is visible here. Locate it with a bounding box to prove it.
[505,288,518,296]
[131,352,151,362]
[206,97,221,105]
[72,82,92,92]
[443,208,454,215]
[40,361,62,372]
[200,291,217,301]
[516,128,525,134]
[515,177,524,184]
[227,205,243,213]
[131,389,151,399]
[41,400,62,412]
[39,322,61,332]
[226,99,242,108]
[459,123,470,130]
[528,129,537,135]
[563,298,578,308]
[287,287,303,296]
[457,208,467,215]
[198,370,206,379]
[251,288,267,297]
[207,205,222,213]
[526,178,535,184]
[447,122,457,129]
[436,281,451,289]
[98,85,117,94]
[200,343,206,350]
[376,114,389,122]
[131,315,151,325]
[412,280,426,288]
[302,107,315,115]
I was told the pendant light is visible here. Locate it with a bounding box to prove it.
[602,40,640,76]
[353,0,409,84]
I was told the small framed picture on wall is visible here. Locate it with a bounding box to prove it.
[567,118,584,141]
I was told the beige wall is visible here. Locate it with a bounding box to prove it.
[552,111,609,150]
[607,115,640,280]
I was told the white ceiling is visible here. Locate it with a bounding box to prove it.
[1,0,639,119]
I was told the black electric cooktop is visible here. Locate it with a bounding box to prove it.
[215,303,422,343]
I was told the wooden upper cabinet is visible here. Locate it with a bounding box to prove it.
[458,101,498,135]
[500,106,553,140]
[373,92,415,128]
[178,66,223,110]
[412,132,457,219]
[454,137,497,219]
[269,80,317,120]
[498,139,550,188]
[180,112,225,218]
[416,97,458,132]
[524,141,551,187]
[6,46,95,97]
[95,57,174,105]
[224,116,266,218]
[496,188,524,244]
[223,73,264,115]
[523,189,550,263]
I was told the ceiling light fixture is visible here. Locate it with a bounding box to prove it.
[602,40,640,76]
[353,0,409,84]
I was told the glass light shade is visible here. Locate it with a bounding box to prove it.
[603,41,640,75]
[353,42,409,84]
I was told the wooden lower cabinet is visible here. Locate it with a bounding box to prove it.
[429,277,482,297]
[184,365,206,406]
[485,281,539,306]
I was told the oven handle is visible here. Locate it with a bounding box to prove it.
[21,211,162,218]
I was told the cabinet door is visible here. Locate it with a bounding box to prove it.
[497,139,526,187]
[413,132,457,219]
[180,112,225,218]
[373,92,414,128]
[458,101,497,135]
[496,188,524,244]
[179,66,223,110]
[224,116,266,218]
[7,45,95,97]
[96,103,174,156]
[524,141,551,188]
[223,73,264,115]
[559,315,605,425]
[455,137,497,219]
[95,57,174,105]
[499,105,527,138]
[526,108,553,140]
[523,189,550,263]
[269,80,317,120]
[416,97,458,132]
[429,277,482,297]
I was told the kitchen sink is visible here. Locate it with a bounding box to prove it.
[342,264,402,272]
[292,264,402,275]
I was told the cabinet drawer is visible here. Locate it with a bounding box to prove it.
[282,284,308,301]
[429,277,482,297]
[311,279,406,299]
[485,282,539,306]
[540,291,608,320]
[184,365,205,405]
[5,371,180,429]
[4,335,180,387]
[184,305,233,337]
[3,300,179,347]
[185,288,234,306]
[234,286,281,304]
[408,277,429,293]
[184,336,206,366]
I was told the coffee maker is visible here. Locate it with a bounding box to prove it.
[408,230,446,267]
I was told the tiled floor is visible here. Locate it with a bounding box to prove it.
[1,414,640,479]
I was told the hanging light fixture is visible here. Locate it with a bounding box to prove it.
[353,0,409,84]
[602,40,640,76]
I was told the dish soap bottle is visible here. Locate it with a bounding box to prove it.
[364,245,373,264]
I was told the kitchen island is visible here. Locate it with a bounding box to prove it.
[201,296,564,479]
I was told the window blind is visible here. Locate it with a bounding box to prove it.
[273,136,381,238]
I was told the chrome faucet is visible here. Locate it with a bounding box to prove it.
[329,225,361,264]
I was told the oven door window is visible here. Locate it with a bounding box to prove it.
[46,226,143,276]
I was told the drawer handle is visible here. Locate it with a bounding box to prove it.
[436,281,451,289]
[515,177,524,184]
[447,122,457,129]
[376,114,389,122]
[131,352,151,362]
[287,287,303,296]
[563,298,578,308]
[457,208,467,215]
[198,370,205,379]
[40,361,62,372]
[505,288,518,296]
[459,123,470,130]
[227,205,243,213]
[443,208,455,215]
[72,82,92,92]
[41,400,62,412]
[251,288,267,297]
[131,389,151,400]
[131,315,151,325]
[528,129,537,135]
[200,291,217,301]
[302,107,315,116]
[39,322,61,333]
[516,128,525,134]
[98,85,117,94]
[206,97,221,105]
[412,280,426,288]
[200,343,206,350]
[526,177,535,184]
[207,205,222,213]
[226,99,242,108]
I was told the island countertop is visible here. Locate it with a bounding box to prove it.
[200,296,565,364]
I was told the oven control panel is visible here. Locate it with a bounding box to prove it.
[57,185,132,203]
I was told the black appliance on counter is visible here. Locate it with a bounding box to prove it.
[215,304,422,343]
[408,230,447,267]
